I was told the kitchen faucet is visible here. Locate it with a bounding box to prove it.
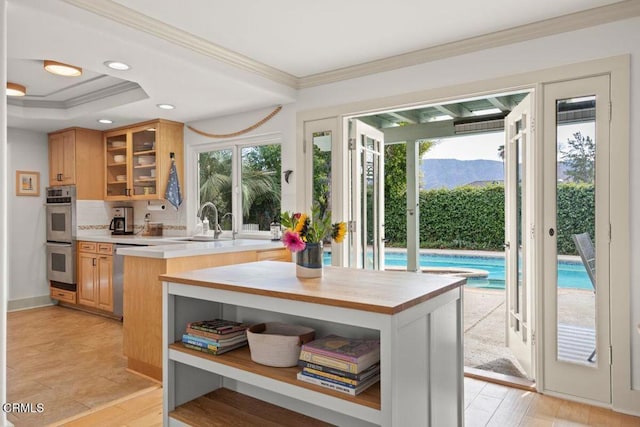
[221,212,237,240]
[197,201,222,239]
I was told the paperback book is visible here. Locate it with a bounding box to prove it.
[301,335,380,365]
[185,328,247,344]
[181,333,247,350]
[182,341,247,355]
[185,326,246,341]
[302,365,380,386]
[297,360,380,381]
[296,371,380,396]
[187,319,248,335]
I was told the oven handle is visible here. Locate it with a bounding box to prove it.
[45,242,73,248]
[45,202,72,207]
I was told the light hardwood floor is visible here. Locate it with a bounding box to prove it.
[7,305,640,426]
[6,305,157,426]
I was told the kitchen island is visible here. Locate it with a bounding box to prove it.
[161,261,465,426]
[117,239,289,381]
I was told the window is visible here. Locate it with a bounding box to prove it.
[198,140,281,233]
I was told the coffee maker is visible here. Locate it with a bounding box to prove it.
[109,207,134,235]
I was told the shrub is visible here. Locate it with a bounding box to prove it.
[384,183,593,254]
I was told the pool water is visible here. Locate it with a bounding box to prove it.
[323,252,592,290]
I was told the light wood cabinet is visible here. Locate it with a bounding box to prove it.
[123,247,290,381]
[48,128,104,199]
[77,241,114,313]
[104,119,184,201]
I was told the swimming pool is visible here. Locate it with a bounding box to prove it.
[323,251,592,290]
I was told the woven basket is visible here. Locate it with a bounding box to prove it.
[247,322,315,367]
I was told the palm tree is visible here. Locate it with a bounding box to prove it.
[199,148,281,229]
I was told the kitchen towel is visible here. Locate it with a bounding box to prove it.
[165,159,182,210]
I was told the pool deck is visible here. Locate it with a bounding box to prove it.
[464,286,595,378]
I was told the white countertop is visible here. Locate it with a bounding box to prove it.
[115,238,284,259]
[76,234,185,246]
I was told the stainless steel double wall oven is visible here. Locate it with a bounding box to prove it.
[45,186,76,289]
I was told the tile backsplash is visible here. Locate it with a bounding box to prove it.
[76,199,186,236]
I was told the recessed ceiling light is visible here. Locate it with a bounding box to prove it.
[6,82,26,97]
[97,119,114,124]
[44,60,82,77]
[157,104,175,110]
[104,60,131,71]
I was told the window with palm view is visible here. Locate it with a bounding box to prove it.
[198,142,281,233]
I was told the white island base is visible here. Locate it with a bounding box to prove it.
[162,261,465,426]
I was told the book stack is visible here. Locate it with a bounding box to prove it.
[182,318,249,355]
[297,334,381,396]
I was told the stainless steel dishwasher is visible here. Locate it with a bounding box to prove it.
[113,243,147,318]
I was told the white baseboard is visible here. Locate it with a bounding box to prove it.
[7,295,55,312]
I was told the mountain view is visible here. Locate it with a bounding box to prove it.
[421,159,504,189]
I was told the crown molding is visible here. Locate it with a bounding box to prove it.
[63,0,639,91]
[8,81,145,109]
[61,0,298,88]
[298,0,640,88]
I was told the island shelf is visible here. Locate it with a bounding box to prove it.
[162,261,465,426]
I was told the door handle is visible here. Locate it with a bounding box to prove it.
[92,258,97,267]
[503,242,511,248]
[548,228,555,236]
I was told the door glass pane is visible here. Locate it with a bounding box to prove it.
[362,136,381,270]
[311,130,331,264]
[515,125,524,330]
[132,128,157,196]
[241,144,281,231]
[312,131,332,221]
[555,95,597,366]
[199,149,233,227]
[51,213,67,232]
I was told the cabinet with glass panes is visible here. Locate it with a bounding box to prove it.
[104,119,184,201]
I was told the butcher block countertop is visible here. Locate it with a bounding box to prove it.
[160,260,466,315]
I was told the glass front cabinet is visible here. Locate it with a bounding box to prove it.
[104,119,184,201]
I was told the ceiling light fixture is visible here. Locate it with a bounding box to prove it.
[44,60,82,77]
[104,60,131,71]
[97,119,114,124]
[157,104,175,110]
[6,82,26,97]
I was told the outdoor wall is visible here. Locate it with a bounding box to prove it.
[6,127,50,308]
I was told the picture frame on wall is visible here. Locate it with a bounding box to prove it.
[15,170,40,197]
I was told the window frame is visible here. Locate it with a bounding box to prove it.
[191,134,282,238]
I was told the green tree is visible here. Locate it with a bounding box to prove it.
[561,132,595,183]
[199,145,281,230]
[384,140,434,196]
[312,142,332,220]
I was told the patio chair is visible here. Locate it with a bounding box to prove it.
[572,232,596,362]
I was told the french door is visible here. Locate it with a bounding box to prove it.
[504,93,535,379]
[542,75,611,403]
[349,120,385,270]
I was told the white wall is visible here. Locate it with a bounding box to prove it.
[184,103,297,234]
[7,127,49,307]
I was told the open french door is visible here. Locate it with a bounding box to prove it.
[505,93,535,379]
[542,75,611,403]
[348,120,385,270]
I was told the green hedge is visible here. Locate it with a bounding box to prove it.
[384,183,594,254]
